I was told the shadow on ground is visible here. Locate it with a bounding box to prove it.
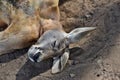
[0,48,28,63]
[15,47,83,80]
[16,59,53,80]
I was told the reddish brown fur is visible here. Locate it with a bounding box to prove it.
[0,0,61,55]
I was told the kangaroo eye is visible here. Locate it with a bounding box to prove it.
[38,47,44,50]
[51,41,56,48]
[35,47,38,49]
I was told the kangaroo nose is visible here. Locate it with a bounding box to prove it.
[32,52,41,62]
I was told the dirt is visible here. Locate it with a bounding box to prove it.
[0,0,120,80]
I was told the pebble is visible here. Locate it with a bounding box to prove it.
[85,14,91,18]
[70,73,75,78]
[68,60,79,65]
[73,60,79,65]
[68,60,74,65]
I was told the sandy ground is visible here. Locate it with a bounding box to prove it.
[0,0,120,80]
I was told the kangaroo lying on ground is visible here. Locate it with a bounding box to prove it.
[0,0,96,74]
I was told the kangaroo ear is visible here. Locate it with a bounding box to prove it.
[52,50,69,74]
[67,27,96,43]
[39,0,60,20]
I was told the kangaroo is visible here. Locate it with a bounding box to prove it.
[27,0,96,74]
[0,0,96,74]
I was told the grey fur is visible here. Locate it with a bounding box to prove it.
[27,27,96,74]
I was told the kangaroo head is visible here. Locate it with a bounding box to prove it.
[26,0,96,74]
[28,26,96,62]
[26,0,96,63]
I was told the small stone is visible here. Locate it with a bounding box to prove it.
[73,60,79,65]
[85,14,91,18]
[68,60,79,65]
[68,60,74,65]
[70,73,75,78]
[97,59,102,64]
